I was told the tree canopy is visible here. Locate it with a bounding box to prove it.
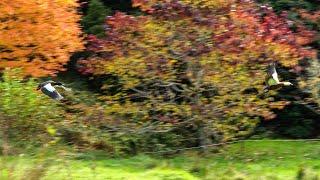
[77,0,316,143]
[0,0,83,77]
[0,0,319,154]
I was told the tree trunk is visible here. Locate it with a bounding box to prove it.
[198,123,210,153]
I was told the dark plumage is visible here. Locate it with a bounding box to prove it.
[37,80,71,100]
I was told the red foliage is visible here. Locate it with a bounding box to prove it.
[79,0,316,121]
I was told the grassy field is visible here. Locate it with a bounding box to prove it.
[1,140,320,180]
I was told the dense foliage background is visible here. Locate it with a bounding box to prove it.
[0,0,319,157]
[0,0,319,179]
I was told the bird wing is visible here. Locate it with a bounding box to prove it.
[41,83,64,100]
[43,83,56,92]
[267,63,280,83]
[41,88,64,100]
[54,85,72,92]
[51,81,63,86]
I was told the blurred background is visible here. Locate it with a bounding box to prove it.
[0,0,319,179]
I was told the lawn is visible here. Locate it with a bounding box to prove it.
[1,140,320,180]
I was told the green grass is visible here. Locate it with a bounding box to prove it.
[1,140,320,180]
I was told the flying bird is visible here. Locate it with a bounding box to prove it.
[263,62,293,93]
[37,80,71,100]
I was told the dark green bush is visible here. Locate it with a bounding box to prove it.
[81,0,111,37]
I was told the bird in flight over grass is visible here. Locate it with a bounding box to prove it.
[263,62,293,93]
[37,80,71,100]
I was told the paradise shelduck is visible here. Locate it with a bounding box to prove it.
[263,62,293,92]
[37,80,71,100]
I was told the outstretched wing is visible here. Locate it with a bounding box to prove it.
[269,63,280,83]
[266,63,280,85]
[41,83,64,100]
[54,85,72,92]
[49,80,72,92]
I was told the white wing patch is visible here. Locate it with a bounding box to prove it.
[43,83,56,92]
[271,71,280,83]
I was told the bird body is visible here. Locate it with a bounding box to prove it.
[264,62,293,92]
[37,80,70,100]
[43,83,56,92]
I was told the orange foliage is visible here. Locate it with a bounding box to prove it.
[0,0,83,77]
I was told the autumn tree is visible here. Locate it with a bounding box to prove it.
[78,0,316,151]
[0,0,83,77]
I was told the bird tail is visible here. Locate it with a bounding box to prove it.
[55,95,64,101]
